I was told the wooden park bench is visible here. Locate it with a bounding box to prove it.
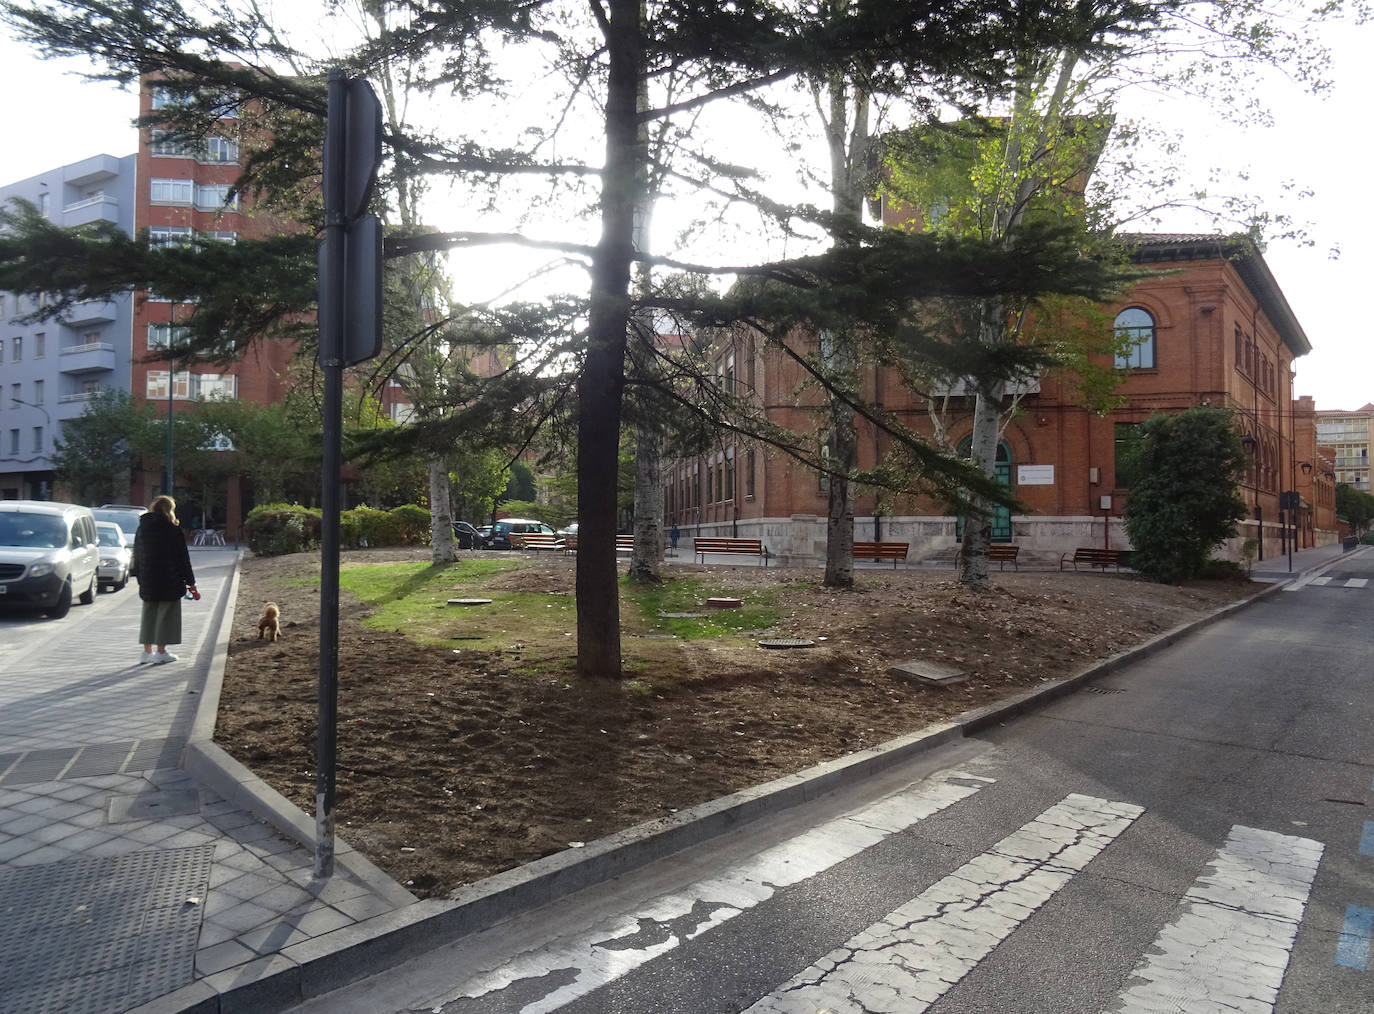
[1059,547,1122,571]
[561,534,636,553]
[853,541,909,568]
[694,537,769,566]
[955,543,1020,571]
[508,532,561,551]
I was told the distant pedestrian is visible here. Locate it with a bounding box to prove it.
[131,495,197,665]
[669,523,680,553]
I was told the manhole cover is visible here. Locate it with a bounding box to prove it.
[659,611,707,618]
[705,597,743,609]
[758,638,815,649]
[888,659,968,686]
[447,598,492,606]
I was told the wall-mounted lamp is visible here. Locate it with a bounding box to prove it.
[1299,461,1313,476]
[1241,433,1258,456]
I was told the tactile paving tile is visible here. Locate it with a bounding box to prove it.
[0,844,213,1014]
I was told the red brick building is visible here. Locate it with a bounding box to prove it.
[666,234,1337,564]
[130,77,297,533]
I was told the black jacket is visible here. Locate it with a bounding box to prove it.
[131,512,196,602]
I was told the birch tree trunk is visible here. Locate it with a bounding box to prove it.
[428,456,456,564]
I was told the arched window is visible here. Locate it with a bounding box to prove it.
[1114,307,1156,370]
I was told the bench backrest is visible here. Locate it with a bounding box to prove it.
[694,537,764,552]
[510,533,558,548]
[853,541,909,558]
[987,545,1019,559]
[1074,547,1117,559]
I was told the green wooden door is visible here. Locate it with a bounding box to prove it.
[956,439,1013,543]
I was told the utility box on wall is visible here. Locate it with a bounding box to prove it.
[1099,495,1112,511]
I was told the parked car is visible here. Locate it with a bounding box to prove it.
[93,505,144,540]
[452,520,488,549]
[487,518,557,550]
[557,521,579,538]
[0,501,100,618]
[95,521,132,592]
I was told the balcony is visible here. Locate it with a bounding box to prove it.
[60,300,119,326]
[61,194,120,227]
[63,154,122,187]
[59,342,116,375]
[56,392,96,420]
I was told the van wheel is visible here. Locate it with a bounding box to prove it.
[79,575,96,605]
[48,583,72,619]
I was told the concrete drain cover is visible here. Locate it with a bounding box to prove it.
[889,659,968,686]
[705,597,743,609]
[658,611,706,619]
[107,788,200,824]
[759,638,815,649]
[0,845,213,1014]
[448,598,492,606]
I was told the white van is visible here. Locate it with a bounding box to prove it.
[0,501,100,618]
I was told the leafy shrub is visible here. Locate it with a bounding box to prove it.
[342,505,402,548]
[389,504,432,545]
[243,504,322,557]
[1197,558,1249,582]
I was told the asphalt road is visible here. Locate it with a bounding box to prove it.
[296,553,1374,1013]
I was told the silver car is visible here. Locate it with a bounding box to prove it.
[96,521,132,592]
[0,501,100,618]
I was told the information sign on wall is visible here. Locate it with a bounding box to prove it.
[1017,464,1054,485]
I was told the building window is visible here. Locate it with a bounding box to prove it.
[725,452,735,501]
[1234,326,1245,374]
[149,226,194,249]
[38,192,50,217]
[746,448,756,497]
[33,333,43,358]
[8,429,17,455]
[1113,307,1156,369]
[202,136,239,163]
[203,230,237,244]
[195,374,237,400]
[1114,422,1139,488]
[32,380,42,404]
[194,183,237,211]
[150,86,190,109]
[10,337,19,362]
[147,324,190,349]
[31,426,41,453]
[147,371,190,400]
[150,178,194,204]
[9,384,18,407]
[150,129,197,157]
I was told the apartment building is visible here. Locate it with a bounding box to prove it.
[1315,404,1372,491]
[0,154,138,500]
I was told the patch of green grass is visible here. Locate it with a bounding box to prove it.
[624,575,786,638]
[337,559,568,651]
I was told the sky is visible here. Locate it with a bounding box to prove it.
[2,17,1372,412]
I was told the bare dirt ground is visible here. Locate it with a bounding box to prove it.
[216,549,1256,899]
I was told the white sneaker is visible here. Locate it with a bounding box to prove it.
[139,650,153,665]
[152,651,178,664]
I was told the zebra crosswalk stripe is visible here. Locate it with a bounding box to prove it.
[745,793,1144,1014]
[1109,825,1323,1013]
[433,770,992,1013]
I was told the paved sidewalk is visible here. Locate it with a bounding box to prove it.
[0,548,411,1014]
[1249,538,1364,581]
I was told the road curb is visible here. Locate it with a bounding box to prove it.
[164,572,1296,1012]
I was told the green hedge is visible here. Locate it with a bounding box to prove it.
[243,504,322,557]
[245,503,434,556]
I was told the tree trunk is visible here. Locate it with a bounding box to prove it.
[576,0,641,678]
[959,299,1007,592]
[629,421,663,580]
[428,455,456,564]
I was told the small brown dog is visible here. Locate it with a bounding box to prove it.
[258,602,281,641]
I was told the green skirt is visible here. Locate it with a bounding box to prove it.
[138,599,183,646]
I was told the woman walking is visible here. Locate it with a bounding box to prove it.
[132,495,198,665]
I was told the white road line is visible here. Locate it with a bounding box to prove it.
[1109,825,1323,1014]
[745,793,1144,1014]
[427,769,991,1014]
[1346,578,1369,588]
[1310,577,1332,586]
